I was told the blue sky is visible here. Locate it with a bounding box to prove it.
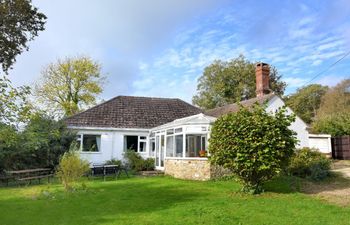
[8,0,350,103]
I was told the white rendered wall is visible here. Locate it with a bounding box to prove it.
[266,96,309,148]
[309,134,332,154]
[74,129,149,165]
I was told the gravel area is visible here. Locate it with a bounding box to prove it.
[301,160,350,206]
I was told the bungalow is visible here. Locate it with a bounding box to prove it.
[66,63,310,180]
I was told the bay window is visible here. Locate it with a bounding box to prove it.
[151,114,214,166]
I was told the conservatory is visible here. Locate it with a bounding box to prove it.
[149,113,216,172]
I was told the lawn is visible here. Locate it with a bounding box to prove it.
[0,176,349,225]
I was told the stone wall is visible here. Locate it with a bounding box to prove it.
[164,158,231,181]
[164,158,210,180]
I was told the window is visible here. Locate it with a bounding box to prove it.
[125,136,138,152]
[175,135,183,157]
[139,136,147,152]
[160,135,164,167]
[139,142,146,152]
[155,136,160,166]
[124,135,147,153]
[166,129,174,135]
[166,136,174,157]
[75,135,82,149]
[81,134,101,152]
[186,134,206,157]
[175,128,183,133]
[201,136,206,151]
[150,138,155,156]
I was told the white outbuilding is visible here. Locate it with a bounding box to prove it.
[308,134,332,154]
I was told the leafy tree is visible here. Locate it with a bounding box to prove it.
[0,0,46,74]
[0,114,76,171]
[192,55,286,109]
[34,56,105,117]
[285,84,328,124]
[0,122,20,171]
[21,114,77,168]
[312,79,350,136]
[0,75,31,124]
[209,104,297,194]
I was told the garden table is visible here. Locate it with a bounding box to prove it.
[91,165,129,180]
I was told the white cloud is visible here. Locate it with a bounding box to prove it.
[298,16,316,26]
[315,75,348,87]
[299,3,309,12]
[9,0,226,99]
[7,0,350,102]
[283,77,309,88]
[289,27,313,39]
[138,62,149,71]
[312,60,323,66]
[317,40,344,51]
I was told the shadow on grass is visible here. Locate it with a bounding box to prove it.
[263,175,301,194]
[263,173,350,196]
[0,177,207,225]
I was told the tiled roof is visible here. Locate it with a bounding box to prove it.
[65,96,203,129]
[205,93,276,117]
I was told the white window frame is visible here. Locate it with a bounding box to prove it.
[124,135,148,153]
[138,136,147,153]
[153,125,210,160]
[79,134,102,153]
[149,136,156,157]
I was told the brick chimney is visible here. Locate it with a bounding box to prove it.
[255,62,270,97]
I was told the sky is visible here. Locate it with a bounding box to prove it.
[8,0,350,103]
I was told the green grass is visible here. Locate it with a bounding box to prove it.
[0,176,349,225]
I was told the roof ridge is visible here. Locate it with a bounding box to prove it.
[118,95,179,100]
[173,98,203,112]
[206,93,276,115]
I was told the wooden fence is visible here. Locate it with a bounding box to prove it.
[332,136,350,160]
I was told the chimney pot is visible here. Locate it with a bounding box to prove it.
[255,62,270,97]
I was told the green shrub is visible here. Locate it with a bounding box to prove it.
[209,104,297,194]
[143,158,155,171]
[288,147,331,181]
[105,158,122,167]
[56,144,90,191]
[123,150,142,170]
[123,150,155,171]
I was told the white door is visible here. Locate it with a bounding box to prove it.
[155,134,165,170]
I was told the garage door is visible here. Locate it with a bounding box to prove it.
[309,137,330,153]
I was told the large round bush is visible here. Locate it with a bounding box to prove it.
[209,104,297,194]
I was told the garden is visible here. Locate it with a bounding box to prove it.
[0,103,349,225]
[0,175,350,225]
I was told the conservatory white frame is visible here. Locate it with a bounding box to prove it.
[149,113,216,170]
